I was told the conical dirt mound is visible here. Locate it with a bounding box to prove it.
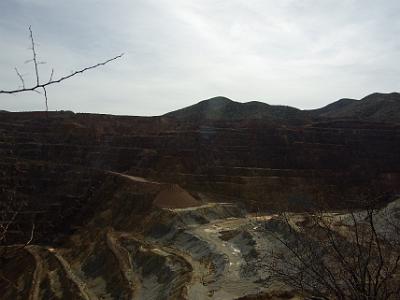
[153,184,201,209]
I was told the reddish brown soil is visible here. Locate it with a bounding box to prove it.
[153,184,201,209]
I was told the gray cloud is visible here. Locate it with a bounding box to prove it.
[1,0,400,115]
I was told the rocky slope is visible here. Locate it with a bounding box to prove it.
[2,172,399,299]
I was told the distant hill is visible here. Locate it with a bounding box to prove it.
[164,96,305,123]
[165,93,400,124]
[308,98,357,116]
[309,92,400,122]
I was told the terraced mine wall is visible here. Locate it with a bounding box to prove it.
[1,96,400,299]
[1,108,399,299]
[1,111,399,214]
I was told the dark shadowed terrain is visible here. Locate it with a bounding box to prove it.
[1,92,400,299]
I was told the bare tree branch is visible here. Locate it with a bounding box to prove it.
[0,53,124,95]
[0,26,124,113]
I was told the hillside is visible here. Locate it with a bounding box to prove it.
[309,92,400,122]
[164,96,306,124]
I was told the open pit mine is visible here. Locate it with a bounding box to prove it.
[1,92,400,299]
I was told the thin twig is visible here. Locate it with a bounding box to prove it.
[48,69,54,82]
[29,26,40,86]
[14,68,25,89]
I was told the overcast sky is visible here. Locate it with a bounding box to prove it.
[0,0,399,115]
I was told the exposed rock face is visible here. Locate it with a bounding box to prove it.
[0,92,400,299]
[2,183,398,299]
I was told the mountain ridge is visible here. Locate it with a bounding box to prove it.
[164,92,400,123]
